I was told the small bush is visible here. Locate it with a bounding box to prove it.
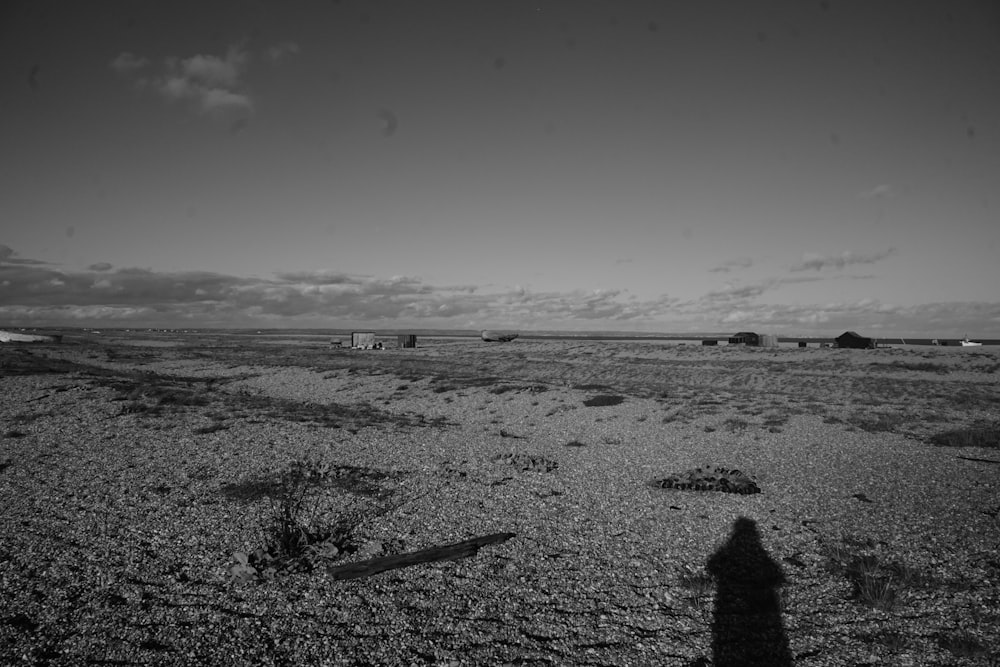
[229,459,356,581]
[848,556,898,610]
[677,565,714,616]
[583,394,624,407]
[821,539,925,612]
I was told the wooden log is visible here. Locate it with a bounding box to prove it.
[326,532,516,581]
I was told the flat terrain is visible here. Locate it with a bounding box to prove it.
[2,333,998,665]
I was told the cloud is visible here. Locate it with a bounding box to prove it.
[790,248,896,272]
[266,41,300,63]
[859,184,893,200]
[1,248,997,337]
[113,45,254,116]
[709,257,753,273]
[700,300,1000,338]
[175,46,248,88]
[699,276,823,307]
[0,245,48,266]
[0,256,677,328]
[377,109,398,137]
[110,52,148,74]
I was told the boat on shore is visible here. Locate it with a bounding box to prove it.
[481,330,519,342]
[960,336,983,347]
[0,330,63,344]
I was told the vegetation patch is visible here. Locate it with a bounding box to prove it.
[929,424,1000,449]
[676,564,714,615]
[494,451,558,473]
[583,394,624,407]
[821,538,929,611]
[870,361,949,374]
[935,631,992,660]
[723,417,752,432]
[225,392,426,430]
[0,350,86,375]
[219,463,398,503]
[225,459,399,581]
[98,373,216,417]
[849,412,909,434]
[652,466,761,495]
[192,419,229,435]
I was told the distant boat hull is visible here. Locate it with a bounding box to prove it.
[481,330,519,342]
[0,330,62,344]
[961,340,983,347]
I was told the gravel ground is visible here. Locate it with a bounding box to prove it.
[1,338,998,666]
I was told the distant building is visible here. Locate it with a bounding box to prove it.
[728,331,760,346]
[835,331,875,349]
[351,332,376,349]
[397,335,417,348]
[758,334,779,348]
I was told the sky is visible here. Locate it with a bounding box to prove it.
[2,1,999,337]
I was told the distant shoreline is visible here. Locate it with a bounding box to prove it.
[3,327,997,346]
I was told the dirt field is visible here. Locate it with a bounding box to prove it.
[2,333,998,665]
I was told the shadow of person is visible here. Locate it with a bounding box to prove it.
[707,516,793,666]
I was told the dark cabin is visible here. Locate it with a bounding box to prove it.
[728,331,760,346]
[835,331,875,349]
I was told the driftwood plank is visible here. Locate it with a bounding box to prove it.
[327,532,516,581]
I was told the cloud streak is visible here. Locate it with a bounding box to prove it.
[709,257,754,273]
[790,248,896,272]
[0,245,49,266]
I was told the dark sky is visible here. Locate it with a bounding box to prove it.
[2,1,999,335]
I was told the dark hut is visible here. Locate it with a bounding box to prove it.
[835,331,875,349]
[728,331,760,346]
[481,330,519,342]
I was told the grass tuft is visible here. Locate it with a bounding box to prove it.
[936,631,991,659]
[820,538,931,611]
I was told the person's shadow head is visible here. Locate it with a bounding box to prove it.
[706,516,792,667]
